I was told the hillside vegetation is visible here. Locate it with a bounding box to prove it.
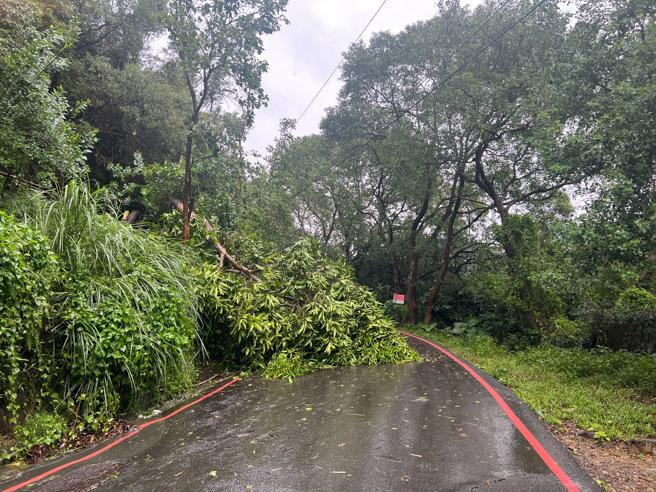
[2,0,655,463]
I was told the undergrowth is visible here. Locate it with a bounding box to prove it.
[406,326,656,440]
[1,183,199,464]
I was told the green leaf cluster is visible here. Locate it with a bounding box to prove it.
[0,211,57,425]
[34,183,199,416]
[196,237,419,375]
[1,184,200,441]
[0,22,94,190]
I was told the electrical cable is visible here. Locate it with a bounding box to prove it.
[291,0,552,199]
[296,0,390,124]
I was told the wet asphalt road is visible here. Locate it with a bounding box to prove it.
[1,336,600,492]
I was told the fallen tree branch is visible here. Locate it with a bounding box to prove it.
[168,196,261,282]
[0,170,45,191]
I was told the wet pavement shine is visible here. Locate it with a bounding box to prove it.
[1,335,600,492]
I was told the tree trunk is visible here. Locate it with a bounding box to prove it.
[424,256,449,324]
[424,174,465,323]
[182,131,194,244]
[391,253,403,294]
[406,254,420,325]
[501,230,540,332]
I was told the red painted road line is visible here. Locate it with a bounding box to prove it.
[2,378,240,492]
[401,331,581,492]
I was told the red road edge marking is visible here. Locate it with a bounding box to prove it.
[2,378,240,492]
[401,331,580,492]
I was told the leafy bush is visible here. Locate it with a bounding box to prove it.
[434,313,542,351]
[383,301,409,323]
[11,412,68,456]
[27,183,200,416]
[0,23,93,188]
[617,287,656,311]
[197,237,419,369]
[581,301,656,352]
[545,317,584,348]
[0,211,57,426]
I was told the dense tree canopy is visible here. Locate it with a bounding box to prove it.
[258,0,656,349]
[0,6,94,192]
[1,0,655,463]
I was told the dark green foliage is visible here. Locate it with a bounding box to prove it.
[196,237,419,375]
[382,301,410,324]
[1,186,199,458]
[0,212,57,425]
[0,184,200,439]
[0,22,94,191]
[580,303,656,353]
[56,280,197,414]
[63,55,189,175]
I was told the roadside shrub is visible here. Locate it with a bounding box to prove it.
[383,301,409,323]
[29,183,199,416]
[545,317,585,348]
[525,346,656,394]
[581,302,656,352]
[617,287,656,311]
[197,237,419,370]
[0,211,57,427]
[11,412,68,456]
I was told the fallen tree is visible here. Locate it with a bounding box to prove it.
[195,235,420,376]
[168,196,260,282]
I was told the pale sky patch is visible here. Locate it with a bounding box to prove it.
[245,0,486,159]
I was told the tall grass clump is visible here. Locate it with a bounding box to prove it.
[29,183,200,417]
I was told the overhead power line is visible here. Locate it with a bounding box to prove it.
[296,0,389,124]
[292,0,552,199]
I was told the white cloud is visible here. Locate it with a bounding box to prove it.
[245,0,485,159]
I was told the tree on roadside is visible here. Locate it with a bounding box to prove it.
[314,1,578,326]
[161,0,288,242]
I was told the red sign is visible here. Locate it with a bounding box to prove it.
[392,294,405,305]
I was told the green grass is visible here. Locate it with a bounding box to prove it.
[25,183,200,416]
[405,327,656,440]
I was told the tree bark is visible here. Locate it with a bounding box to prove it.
[424,173,465,323]
[405,172,433,325]
[406,254,420,325]
[473,142,540,331]
[169,196,261,282]
[391,253,403,294]
[182,131,194,244]
[500,224,540,332]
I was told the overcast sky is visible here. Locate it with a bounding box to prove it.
[244,0,485,159]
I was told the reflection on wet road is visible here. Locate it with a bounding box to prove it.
[1,337,599,491]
